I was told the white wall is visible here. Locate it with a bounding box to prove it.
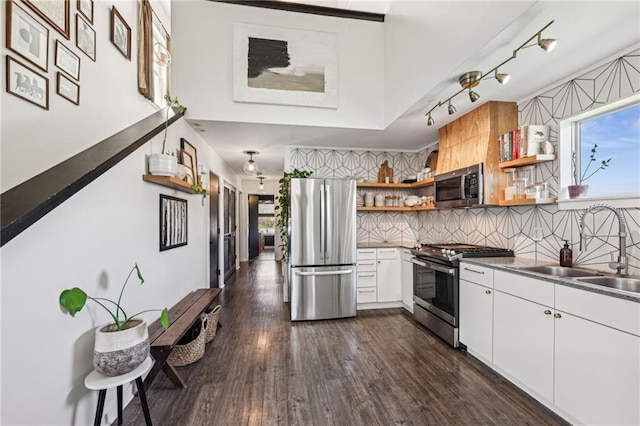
[171,1,385,130]
[0,0,157,192]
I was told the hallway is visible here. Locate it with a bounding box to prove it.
[122,255,565,425]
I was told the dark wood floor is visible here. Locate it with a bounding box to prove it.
[122,251,567,425]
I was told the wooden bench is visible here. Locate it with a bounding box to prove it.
[144,288,221,389]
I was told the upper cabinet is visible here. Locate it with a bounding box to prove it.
[437,101,518,206]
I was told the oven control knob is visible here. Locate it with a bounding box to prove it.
[441,249,447,254]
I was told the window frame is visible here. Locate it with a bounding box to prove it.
[151,15,169,108]
[558,92,640,210]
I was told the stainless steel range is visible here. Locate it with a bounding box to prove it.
[410,243,514,347]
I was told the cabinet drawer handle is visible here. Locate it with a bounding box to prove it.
[554,313,562,319]
[358,274,375,278]
[359,262,375,266]
[544,310,552,315]
[359,250,375,254]
[358,289,375,294]
[463,267,485,274]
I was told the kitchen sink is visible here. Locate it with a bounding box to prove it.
[576,276,640,294]
[512,265,602,278]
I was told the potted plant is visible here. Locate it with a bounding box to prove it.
[569,143,611,198]
[275,169,312,271]
[59,263,169,376]
[149,94,186,176]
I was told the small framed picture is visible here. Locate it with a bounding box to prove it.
[180,138,199,184]
[55,40,80,80]
[110,6,131,60]
[76,14,95,61]
[23,0,70,39]
[5,55,48,110]
[160,195,188,251]
[77,0,93,24]
[6,0,49,72]
[180,150,196,184]
[56,72,79,105]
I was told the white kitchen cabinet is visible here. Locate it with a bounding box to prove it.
[377,248,401,302]
[493,290,554,402]
[401,249,414,312]
[459,279,493,363]
[554,311,639,425]
[356,247,401,305]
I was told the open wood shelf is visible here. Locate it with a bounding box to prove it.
[357,178,434,189]
[143,175,208,195]
[499,154,556,169]
[499,197,557,206]
[357,205,436,212]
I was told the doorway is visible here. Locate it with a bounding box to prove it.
[248,194,275,260]
[209,172,220,288]
[223,185,237,283]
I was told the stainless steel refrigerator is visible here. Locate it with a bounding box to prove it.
[289,178,357,321]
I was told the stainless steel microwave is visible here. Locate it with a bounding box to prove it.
[434,164,483,208]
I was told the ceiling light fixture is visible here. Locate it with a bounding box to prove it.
[425,20,557,126]
[258,176,265,191]
[447,100,456,115]
[243,150,259,176]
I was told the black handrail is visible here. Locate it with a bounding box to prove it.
[1,107,184,247]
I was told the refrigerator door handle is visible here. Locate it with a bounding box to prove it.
[295,269,353,277]
[319,184,325,260]
[324,182,331,260]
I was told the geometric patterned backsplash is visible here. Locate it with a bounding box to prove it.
[288,47,640,275]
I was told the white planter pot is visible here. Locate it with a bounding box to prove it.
[149,153,178,176]
[94,319,149,376]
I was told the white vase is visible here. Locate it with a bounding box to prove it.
[94,319,149,376]
[149,153,178,176]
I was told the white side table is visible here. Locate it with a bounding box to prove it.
[84,357,153,426]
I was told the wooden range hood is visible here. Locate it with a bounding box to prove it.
[436,101,517,205]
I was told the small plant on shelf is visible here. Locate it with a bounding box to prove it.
[572,143,612,184]
[162,94,185,155]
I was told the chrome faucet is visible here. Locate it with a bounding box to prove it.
[579,204,628,276]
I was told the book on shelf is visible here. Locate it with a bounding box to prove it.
[499,128,525,163]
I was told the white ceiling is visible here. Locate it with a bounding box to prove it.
[187,1,640,181]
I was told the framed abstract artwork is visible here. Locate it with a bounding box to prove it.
[55,40,80,80]
[110,6,131,60]
[233,23,338,109]
[6,55,49,110]
[76,14,95,61]
[23,0,69,39]
[160,195,188,251]
[56,72,79,105]
[6,0,49,72]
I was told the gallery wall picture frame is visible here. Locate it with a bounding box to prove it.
[6,0,49,72]
[180,150,196,185]
[6,55,49,110]
[76,14,95,61]
[56,72,79,105]
[77,0,93,24]
[160,194,188,251]
[54,40,80,80]
[110,6,131,60]
[233,23,338,109]
[180,138,199,184]
[23,0,70,39]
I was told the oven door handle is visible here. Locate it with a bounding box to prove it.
[411,258,456,275]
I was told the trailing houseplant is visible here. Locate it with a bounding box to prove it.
[149,94,186,176]
[275,169,312,264]
[569,143,611,198]
[59,263,169,376]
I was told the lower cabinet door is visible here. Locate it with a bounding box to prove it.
[555,311,640,425]
[493,291,554,401]
[377,258,401,302]
[459,279,493,362]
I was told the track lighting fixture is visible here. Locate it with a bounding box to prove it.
[494,69,511,85]
[447,100,456,115]
[243,150,259,176]
[424,20,557,125]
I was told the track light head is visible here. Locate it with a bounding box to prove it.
[537,33,557,52]
[447,101,456,115]
[469,90,480,103]
[495,70,511,85]
[427,114,435,126]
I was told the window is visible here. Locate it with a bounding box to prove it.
[151,17,169,108]
[559,93,640,206]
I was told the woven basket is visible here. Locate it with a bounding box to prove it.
[204,305,222,344]
[167,316,208,367]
